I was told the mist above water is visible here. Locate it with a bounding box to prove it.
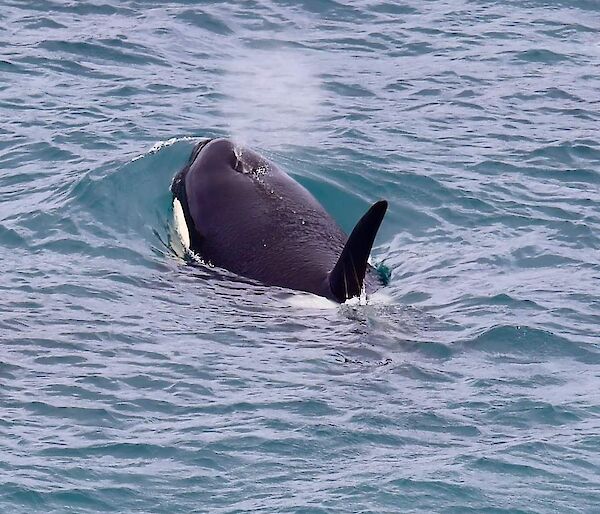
[218,48,324,148]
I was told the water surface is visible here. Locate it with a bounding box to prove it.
[1,0,599,512]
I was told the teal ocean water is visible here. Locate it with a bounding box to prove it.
[1,1,599,512]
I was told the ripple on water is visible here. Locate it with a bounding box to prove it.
[1,0,599,512]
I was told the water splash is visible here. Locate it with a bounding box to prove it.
[233,143,243,170]
[131,136,197,162]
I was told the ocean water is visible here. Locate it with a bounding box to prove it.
[1,0,599,512]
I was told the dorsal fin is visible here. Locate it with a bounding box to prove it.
[328,200,388,302]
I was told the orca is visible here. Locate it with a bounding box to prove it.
[171,138,387,302]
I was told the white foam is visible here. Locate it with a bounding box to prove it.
[285,287,393,309]
[286,292,339,310]
[368,289,395,305]
[131,136,197,162]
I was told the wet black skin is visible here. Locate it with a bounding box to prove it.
[171,138,387,302]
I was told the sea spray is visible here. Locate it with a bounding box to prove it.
[218,48,324,148]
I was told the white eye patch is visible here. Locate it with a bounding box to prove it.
[173,198,190,251]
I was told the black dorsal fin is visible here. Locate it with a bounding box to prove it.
[329,200,388,302]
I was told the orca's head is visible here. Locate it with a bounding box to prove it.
[187,138,269,178]
[186,138,213,167]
